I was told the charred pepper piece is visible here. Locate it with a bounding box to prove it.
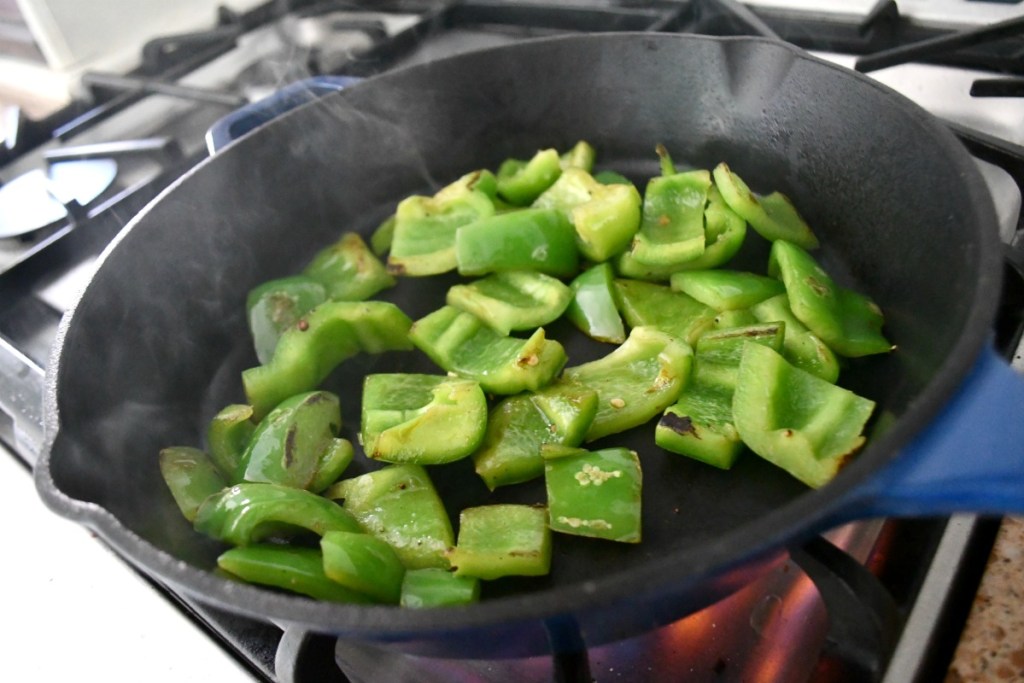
[656,323,784,469]
[323,464,454,570]
[496,148,563,206]
[447,505,552,580]
[472,382,599,490]
[768,240,892,357]
[387,170,497,276]
[239,390,350,490]
[628,164,711,267]
[217,545,374,603]
[670,269,785,311]
[360,374,487,465]
[446,270,572,335]
[206,403,255,481]
[732,342,876,488]
[613,278,717,345]
[303,232,396,301]
[712,162,819,250]
[409,305,566,395]
[159,446,227,522]
[565,263,626,344]
[401,568,480,608]
[242,300,413,420]
[542,444,642,543]
[563,326,693,442]
[533,167,642,262]
[751,293,840,383]
[321,530,405,604]
[246,276,327,365]
[454,207,580,278]
[194,482,361,545]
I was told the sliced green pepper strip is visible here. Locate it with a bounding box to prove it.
[629,169,711,267]
[712,162,819,249]
[496,148,563,206]
[669,270,785,311]
[751,293,840,383]
[446,271,572,335]
[207,404,255,481]
[534,168,642,262]
[325,464,454,573]
[242,300,413,420]
[321,530,405,604]
[360,374,487,465]
[447,505,552,580]
[409,305,566,395]
[239,391,343,489]
[401,568,480,608]
[565,263,626,344]
[563,326,693,442]
[323,464,454,570]
[387,171,496,276]
[159,446,227,522]
[246,276,327,365]
[559,140,597,172]
[472,383,598,490]
[655,323,784,469]
[732,343,876,488]
[303,232,396,301]
[218,545,374,604]
[309,437,354,493]
[194,482,361,545]
[613,278,717,345]
[768,240,892,357]
[542,445,642,543]
[454,207,579,278]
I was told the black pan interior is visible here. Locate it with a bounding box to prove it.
[40,34,999,648]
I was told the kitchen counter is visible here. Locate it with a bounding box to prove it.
[948,516,1024,682]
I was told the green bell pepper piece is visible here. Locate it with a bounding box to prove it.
[751,293,840,383]
[246,276,327,365]
[732,342,876,488]
[159,446,227,522]
[400,568,480,608]
[768,240,892,357]
[496,148,562,205]
[370,214,395,256]
[446,270,572,335]
[309,437,354,493]
[628,169,711,267]
[613,278,717,345]
[670,270,785,311]
[242,300,413,420]
[563,326,693,442]
[447,505,552,580]
[542,444,642,543]
[593,170,633,186]
[360,374,487,465]
[712,162,819,249]
[713,308,759,329]
[321,530,405,604]
[559,140,597,172]
[472,382,598,490]
[387,170,496,276]
[454,207,580,278]
[656,323,784,469]
[409,305,566,395]
[565,263,626,344]
[217,545,374,603]
[673,185,748,271]
[303,232,396,301]
[206,403,255,481]
[194,482,361,545]
[239,390,348,490]
[323,464,454,570]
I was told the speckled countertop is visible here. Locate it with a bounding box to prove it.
[947,516,1024,682]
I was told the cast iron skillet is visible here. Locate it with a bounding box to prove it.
[35,34,1024,656]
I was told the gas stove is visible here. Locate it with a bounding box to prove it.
[2,1,1023,681]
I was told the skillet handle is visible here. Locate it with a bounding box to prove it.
[838,345,1024,519]
[204,75,361,155]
